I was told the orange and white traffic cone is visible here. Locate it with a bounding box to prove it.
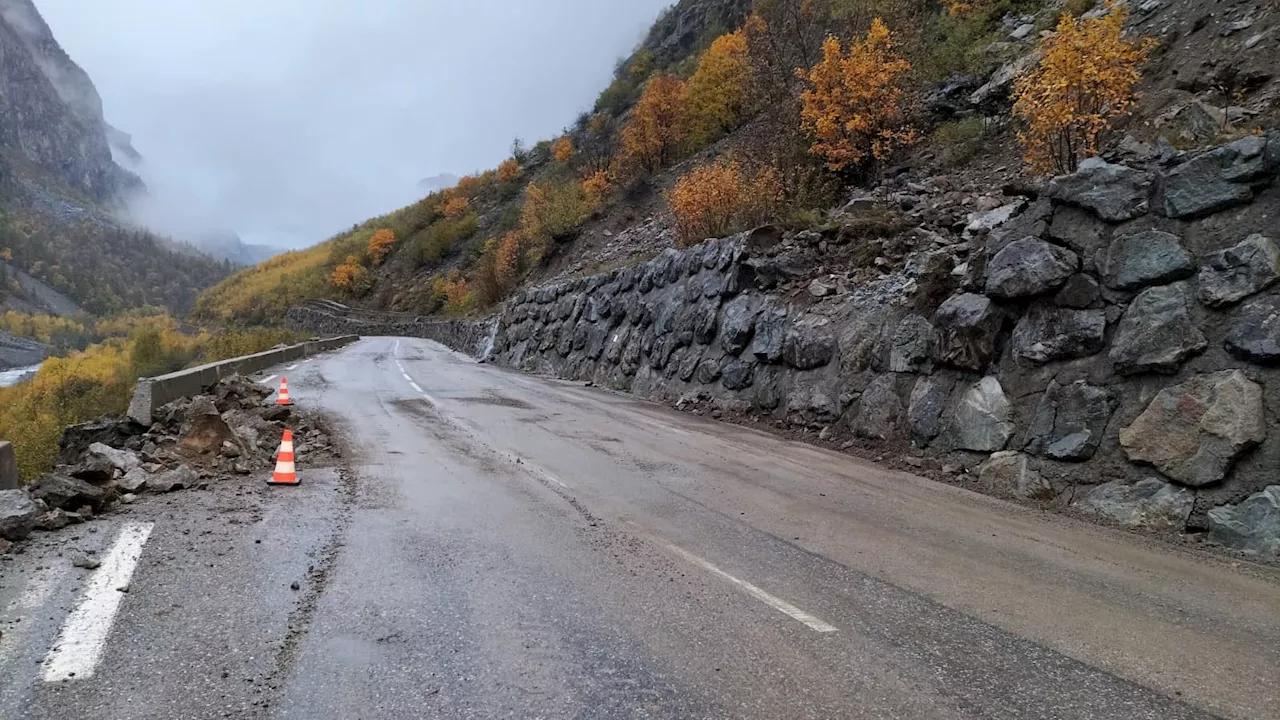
[276,377,293,406]
[268,429,299,486]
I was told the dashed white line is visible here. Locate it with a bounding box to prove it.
[664,543,838,633]
[286,364,299,371]
[42,522,155,682]
[409,382,423,393]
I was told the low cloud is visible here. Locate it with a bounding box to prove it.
[35,0,670,250]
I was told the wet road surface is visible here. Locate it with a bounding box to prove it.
[2,336,1278,719]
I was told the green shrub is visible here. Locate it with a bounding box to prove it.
[931,116,990,165]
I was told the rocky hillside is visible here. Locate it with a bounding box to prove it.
[0,0,232,318]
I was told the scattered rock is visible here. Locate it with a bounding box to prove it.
[1207,486,1280,556]
[86,443,141,475]
[35,509,82,531]
[808,278,835,298]
[1109,283,1207,375]
[1101,230,1194,290]
[965,201,1025,235]
[1225,295,1280,365]
[721,360,755,391]
[1025,381,1113,461]
[1198,234,1280,307]
[1119,370,1265,487]
[71,552,101,570]
[969,52,1038,108]
[1046,158,1152,222]
[179,397,238,457]
[933,293,1003,371]
[978,452,1054,501]
[118,468,149,493]
[68,456,117,484]
[148,465,198,494]
[952,377,1015,452]
[1074,478,1194,532]
[1012,305,1107,363]
[262,406,292,422]
[984,238,1078,299]
[28,474,108,511]
[0,489,40,541]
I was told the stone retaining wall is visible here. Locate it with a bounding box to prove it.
[291,134,1280,553]
[285,303,496,359]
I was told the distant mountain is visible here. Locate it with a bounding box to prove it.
[0,0,232,317]
[194,232,278,266]
[418,173,460,193]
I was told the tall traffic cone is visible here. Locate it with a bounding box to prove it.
[276,377,293,406]
[268,429,299,486]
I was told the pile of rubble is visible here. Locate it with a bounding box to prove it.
[0,375,337,550]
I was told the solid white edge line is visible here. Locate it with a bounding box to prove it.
[259,375,278,385]
[665,543,838,633]
[286,364,299,370]
[42,522,155,681]
[409,382,423,393]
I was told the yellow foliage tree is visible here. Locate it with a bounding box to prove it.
[497,158,521,182]
[685,29,753,146]
[797,18,917,172]
[552,137,575,164]
[581,170,613,209]
[667,159,782,246]
[433,270,471,313]
[1013,3,1155,174]
[618,73,688,175]
[330,255,370,293]
[443,195,471,219]
[367,229,397,265]
[496,231,522,290]
[0,247,12,262]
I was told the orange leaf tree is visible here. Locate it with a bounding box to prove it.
[442,195,471,219]
[797,18,917,172]
[330,255,371,294]
[667,159,782,246]
[366,229,397,266]
[685,29,753,146]
[433,270,471,314]
[1012,3,1155,174]
[497,158,521,182]
[581,170,613,209]
[551,137,575,164]
[618,73,688,176]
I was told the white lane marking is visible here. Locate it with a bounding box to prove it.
[409,382,423,393]
[259,374,278,385]
[42,522,155,682]
[286,364,299,371]
[394,339,400,354]
[664,543,838,633]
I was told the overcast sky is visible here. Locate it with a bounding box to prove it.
[35,0,670,250]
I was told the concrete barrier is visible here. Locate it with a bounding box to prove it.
[0,441,17,490]
[126,335,359,426]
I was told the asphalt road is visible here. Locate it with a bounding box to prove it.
[2,336,1278,719]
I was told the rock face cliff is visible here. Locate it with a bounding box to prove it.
[290,132,1280,555]
[0,0,136,202]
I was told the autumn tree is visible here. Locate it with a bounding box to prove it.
[498,158,521,182]
[330,255,371,295]
[797,18,918,172]
[443,195,471,219]
[521,181,593,243]
[1013,3,1155,174]
[433,270,471,314]
[685,29,753,147]
[667,159,782,246]
[472,232,524,306]
[552,137,575,164]
[581,170,613,209]
[618,73,688,176]
[367,229,397,265]
[577,113,617,176]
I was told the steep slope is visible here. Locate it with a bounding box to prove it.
[0,0,232,317]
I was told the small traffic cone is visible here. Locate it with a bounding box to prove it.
[276,377,293,406]
[268,429,299,486]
